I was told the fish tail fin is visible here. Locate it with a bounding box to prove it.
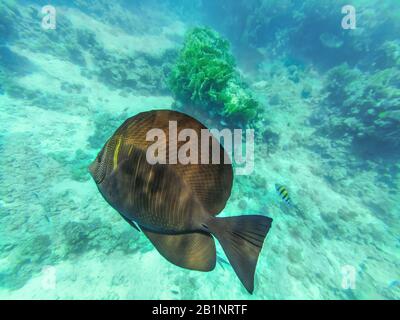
[205,215,272,294]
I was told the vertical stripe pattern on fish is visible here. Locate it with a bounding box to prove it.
[275,184,291,205]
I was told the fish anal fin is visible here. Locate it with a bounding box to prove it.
[141,228,216,272]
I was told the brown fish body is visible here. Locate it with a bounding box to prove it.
[90,110,232,233]
[98,140,209,233]
[89,110,273,294]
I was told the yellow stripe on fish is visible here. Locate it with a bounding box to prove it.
[113,136,122,170]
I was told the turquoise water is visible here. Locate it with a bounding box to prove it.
[0,0,399,299]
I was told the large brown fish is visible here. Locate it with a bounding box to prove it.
[89,110,272,293]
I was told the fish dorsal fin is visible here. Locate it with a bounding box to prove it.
[111,110,233,215]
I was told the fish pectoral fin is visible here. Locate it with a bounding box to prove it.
[141,227,216,272]
[119,213,141,232]
[128,220,141,232]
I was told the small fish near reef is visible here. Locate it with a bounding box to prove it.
[89,110,273,293]
[275,183,305,217]
[275,184,292,206]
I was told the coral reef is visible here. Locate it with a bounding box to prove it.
[197,0,400,71]
[318,62,400,158]
[0,1,180,97]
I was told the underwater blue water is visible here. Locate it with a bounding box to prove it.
[0,0,399,299]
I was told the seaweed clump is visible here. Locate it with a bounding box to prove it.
[168,27,261,124]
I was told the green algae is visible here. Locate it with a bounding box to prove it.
[168,27,261,124]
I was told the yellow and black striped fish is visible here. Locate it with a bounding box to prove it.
[275,184,292,206]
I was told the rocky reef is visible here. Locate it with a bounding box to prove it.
[0,0,180,102]
[197,0,400,70]
[318,60,400,158]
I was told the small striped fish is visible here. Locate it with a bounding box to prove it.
[275,184,292,206]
